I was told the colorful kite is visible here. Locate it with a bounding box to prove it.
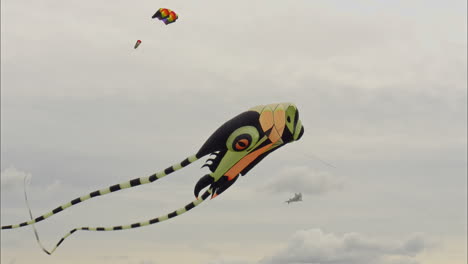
[134,40,142,49]
[1,103,304,255]
[152,8,178,25]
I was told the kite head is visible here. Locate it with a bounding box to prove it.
[194,103,304,199]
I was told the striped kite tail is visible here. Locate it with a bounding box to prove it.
[1,154,200,230]
[36,190,212,255]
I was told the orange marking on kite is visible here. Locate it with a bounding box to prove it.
[259,110,274,132]
[225,143,273,180]
[268,128,281,143]
[273,109,286,138]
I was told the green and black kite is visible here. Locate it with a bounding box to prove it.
[1,103,304,254]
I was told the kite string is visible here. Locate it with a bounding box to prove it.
[293,150,336,169]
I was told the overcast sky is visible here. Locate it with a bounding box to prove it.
[1,0,466,264]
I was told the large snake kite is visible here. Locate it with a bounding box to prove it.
[1,103,305,255]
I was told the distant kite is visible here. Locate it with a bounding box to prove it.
[1,103,304,255]
[152,8,178,25]
[285,193,303,204]
[134,40,142,49]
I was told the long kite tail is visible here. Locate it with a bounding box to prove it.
[1,154,200,230]
[23,175,46,252]
[36,190,212,255]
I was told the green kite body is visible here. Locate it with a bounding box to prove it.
[1,103,304,255]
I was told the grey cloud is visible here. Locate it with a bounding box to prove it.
[97,255,130,261]
[137,261,157,264]
[259,229,429,264]
[208,258,253,264]
[263,166,342,195]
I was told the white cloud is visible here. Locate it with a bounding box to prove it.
[0,166,64,200]
[0,167,30,191]
[259,229,430,264]
[263,166,342,195]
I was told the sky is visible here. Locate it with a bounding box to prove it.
[1,0,466,263]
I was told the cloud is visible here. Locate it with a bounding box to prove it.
[0,166,63,194]
[208,258,253,264]
[137,261,157,264]
[263,166,342,195]
[0,167,30,191]
[259,229,430,264]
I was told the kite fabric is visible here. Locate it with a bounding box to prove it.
[1,103,305,255]
[152,8,178,25]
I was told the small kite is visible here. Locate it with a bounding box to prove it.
[285,193,303,204]
[134,40,142,49]
[1,103,304,255]
[152,8,178,25]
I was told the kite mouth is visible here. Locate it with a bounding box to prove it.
[194,174,239,199]
[194,142,275,199]
[194,174,213,198]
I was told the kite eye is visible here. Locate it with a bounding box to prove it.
[233,136,251,151]
[227,126,259,152]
